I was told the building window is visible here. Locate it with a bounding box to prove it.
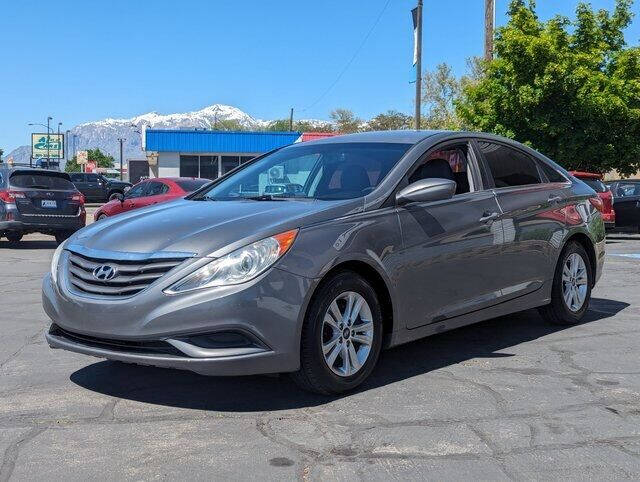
[199,156,217,180]
[180,155,199,177]
[221,156,240,175]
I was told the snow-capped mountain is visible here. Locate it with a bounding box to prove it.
[5,104,328,167]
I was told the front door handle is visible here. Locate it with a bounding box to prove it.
[548,195,562,203]
[479,211,500,223]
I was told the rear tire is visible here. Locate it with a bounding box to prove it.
[97,214,108,221]
[5,232,23,245]
[539,241,592,325]
[290,271,383,395]
[55,230,75,246]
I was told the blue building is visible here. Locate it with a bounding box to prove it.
[141,129,302,181]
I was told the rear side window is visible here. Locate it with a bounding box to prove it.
[578,177,607,193]
[614,183,640,197]
[175,179,210,192]
[10,173,75,190]
[538,162,567,183]
[479,142,541,188]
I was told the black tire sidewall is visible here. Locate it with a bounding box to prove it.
[302,271,383,394]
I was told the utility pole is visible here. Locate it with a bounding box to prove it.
[413,0,423,130]
[46,116,52,163]
[289,108,294,131]
[117,138,125,180]
[484,0,495,61]
[57,122,62,168]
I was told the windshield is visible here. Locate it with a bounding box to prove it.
[194,142,412,201]
[10,173,75,190]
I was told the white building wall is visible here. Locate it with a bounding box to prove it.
[157,152,180,178]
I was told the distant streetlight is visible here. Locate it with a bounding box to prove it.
[57,122,62,165]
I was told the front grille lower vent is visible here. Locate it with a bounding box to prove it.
[66,250,188,297]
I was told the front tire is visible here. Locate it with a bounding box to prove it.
[539,241,592,325]
[291,271,383,395]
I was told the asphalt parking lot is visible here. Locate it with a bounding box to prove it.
[1,212,640,480]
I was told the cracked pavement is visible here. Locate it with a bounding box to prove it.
[1,224,640,480]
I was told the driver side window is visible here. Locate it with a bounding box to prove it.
[126,182,148,199]
[407,143,475,195]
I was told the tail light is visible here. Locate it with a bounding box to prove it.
[0,190,26,203]
[71,193,85,204]
[589,196,604,213]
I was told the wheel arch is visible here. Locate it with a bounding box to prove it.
[562,232,597,287]
[309,260,395,347]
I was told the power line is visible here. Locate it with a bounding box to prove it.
[300,0,392,113]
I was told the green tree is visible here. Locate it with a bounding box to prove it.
[64,148,114,173]
[266,119,334,132]
[456,0,640,175]
[329,108,361,133]
[421,63,466,130]
[367,110,413,131]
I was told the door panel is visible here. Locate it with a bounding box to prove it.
[492,183,571,298]
[396,191,506,329]
[615,197,640,228]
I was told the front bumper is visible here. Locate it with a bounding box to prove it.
[42,260,315,376]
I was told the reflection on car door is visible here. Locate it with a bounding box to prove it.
[394,140,507,329]
[477,140,571,300]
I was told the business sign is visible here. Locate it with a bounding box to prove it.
[31,133,64,159]
[76,150,88,164]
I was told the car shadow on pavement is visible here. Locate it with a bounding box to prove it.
[70,297,629,412]
[0,240,57,249]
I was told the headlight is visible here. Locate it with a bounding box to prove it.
[165,229,298,294]
[50,240,67,285]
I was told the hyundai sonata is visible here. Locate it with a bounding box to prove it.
[44,131,605,394]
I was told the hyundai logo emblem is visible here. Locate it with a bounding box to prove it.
[93,265,117,281]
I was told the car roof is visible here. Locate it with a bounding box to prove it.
[1,167,70,177]
[300,130,443,145]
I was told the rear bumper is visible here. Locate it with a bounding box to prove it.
[0,213,85,233]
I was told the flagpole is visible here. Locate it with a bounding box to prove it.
[413,0,423,130]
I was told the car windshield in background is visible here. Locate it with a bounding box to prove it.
[10,173,75,190]
[176,179,211,192]
[194,142,412,201]
[578,177,607,193]
[614,182,640,197]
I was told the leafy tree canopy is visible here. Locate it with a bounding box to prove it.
[456,0,640,175]
[366,110,413,131]
[329,108,362,133]
[64,148,114,172]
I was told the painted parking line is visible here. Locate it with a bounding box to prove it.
[609,253,640,259]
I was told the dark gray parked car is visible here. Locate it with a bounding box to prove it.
[43,131,605,394]
[69,172,132,202]
[1,167,86,245]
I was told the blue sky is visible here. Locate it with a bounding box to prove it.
[1,0,639,153]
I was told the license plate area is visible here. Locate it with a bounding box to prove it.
[41,200,57,208]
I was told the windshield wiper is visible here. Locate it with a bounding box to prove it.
[243,195,288,201]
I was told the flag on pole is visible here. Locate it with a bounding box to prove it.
[412,6,419,66]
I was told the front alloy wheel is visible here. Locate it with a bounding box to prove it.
[321,291,374,377]
[291,271,383,394]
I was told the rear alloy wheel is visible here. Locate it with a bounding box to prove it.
[5,232,23,245]
[291,271,383,394]
[539,241,592,325]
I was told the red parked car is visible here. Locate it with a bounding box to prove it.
[94,177,211,221]
[569,171,615,228]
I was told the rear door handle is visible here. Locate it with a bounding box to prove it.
[548,195,562,203]
[479,211,500,223]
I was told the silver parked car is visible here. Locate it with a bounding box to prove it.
[43,131,605,394]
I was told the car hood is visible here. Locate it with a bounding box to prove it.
[70,198,361,257]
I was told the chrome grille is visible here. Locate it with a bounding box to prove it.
[66,250,189,297]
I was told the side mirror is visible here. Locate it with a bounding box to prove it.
[396,178,456,205]
[114,193,125,202]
